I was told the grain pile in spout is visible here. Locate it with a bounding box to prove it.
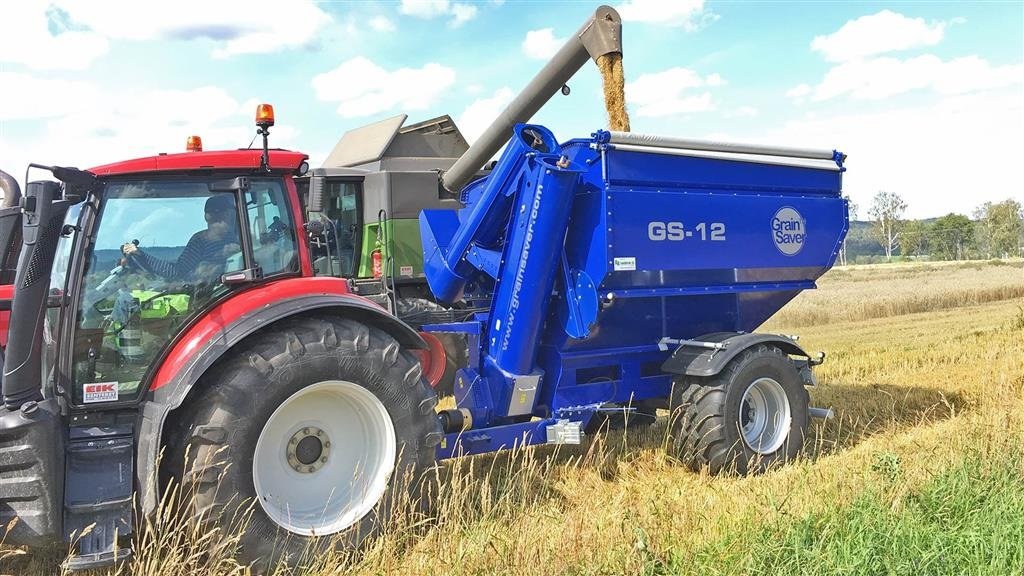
[596,52,630,132]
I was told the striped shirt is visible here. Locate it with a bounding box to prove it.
[134,230,239,281]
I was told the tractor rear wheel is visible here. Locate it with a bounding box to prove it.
[668,344,809,475]
[164,315,440,568]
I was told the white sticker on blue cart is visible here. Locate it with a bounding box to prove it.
[613,257,636,271]
[83,381,118,403]
[772,207,806,256]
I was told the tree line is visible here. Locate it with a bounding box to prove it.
[838,193,1023,265]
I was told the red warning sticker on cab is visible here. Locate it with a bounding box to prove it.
[83,382,118,403]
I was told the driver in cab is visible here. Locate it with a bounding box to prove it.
[121,194,241,282]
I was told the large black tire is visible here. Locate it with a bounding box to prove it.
[668,344,809,475]
[394,298,468,397]
[163,315,441,568]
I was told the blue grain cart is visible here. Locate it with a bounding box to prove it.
[421,123,848,473]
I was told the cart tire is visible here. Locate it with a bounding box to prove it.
[163,315,440,568]
[668,344,809,475]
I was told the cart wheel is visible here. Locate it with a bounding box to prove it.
[668,344,809,475]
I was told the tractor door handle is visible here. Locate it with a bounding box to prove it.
[221,267,262,286]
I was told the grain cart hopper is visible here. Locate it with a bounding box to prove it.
[411,5,848,469]
[420,126,848,468]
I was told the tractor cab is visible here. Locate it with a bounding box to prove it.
[0,104,398,569]
[63,173,302,406]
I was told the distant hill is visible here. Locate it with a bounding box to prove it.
[93,247,185,273]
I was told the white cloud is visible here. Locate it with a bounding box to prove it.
[812,10,947,63]
[0,80,300,177]
[0,0,332,70]
[626,68,722,117]
[808,54,1023,101]
[0,73,100,120]
[457,87,514,144]
[0,3,109,70]
[616,0,717,31]
[522,28,566,60]
[772,9,1024,217]
[450,3,478,26]
[724,106,758,118]
[791,12,1019,105]
[399,0,478,27]
[369,16,396,32]
[312,57,457,118]
[399,0,450,18]
[786,83,812,102]
[755,89,1024,218]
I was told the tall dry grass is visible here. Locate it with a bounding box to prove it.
[4,260,1023,575]
[771,259,1023,327]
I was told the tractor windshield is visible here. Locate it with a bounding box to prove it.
[70,177,296,404]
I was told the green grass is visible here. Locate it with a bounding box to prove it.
[681,448,1024,575]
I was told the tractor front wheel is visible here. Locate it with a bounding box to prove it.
[164,315,440,567]
[668,344,809,475]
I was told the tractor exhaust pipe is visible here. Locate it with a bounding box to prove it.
[0,170,24,285]
[441,5,623,193]
[0,169,21,208]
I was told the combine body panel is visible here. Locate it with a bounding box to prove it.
[421,124,848,456]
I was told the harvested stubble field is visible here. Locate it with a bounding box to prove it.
[6,259,1023,576]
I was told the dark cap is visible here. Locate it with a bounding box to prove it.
[205,194,235,215]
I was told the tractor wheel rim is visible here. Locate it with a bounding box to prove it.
[253,380,396,536]
[739,377,791,455]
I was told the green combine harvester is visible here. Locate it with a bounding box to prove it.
[297,114,480,392]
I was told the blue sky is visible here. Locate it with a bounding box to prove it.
[1,0,1021,218]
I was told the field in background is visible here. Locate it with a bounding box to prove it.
[772,259,1024,327]
[6,260,1023,575]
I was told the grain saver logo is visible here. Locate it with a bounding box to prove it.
[771,207,806,256]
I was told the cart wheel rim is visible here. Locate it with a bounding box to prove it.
[739,377,791,454]
[253,380,396,536]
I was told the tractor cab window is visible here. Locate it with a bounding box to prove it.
[71,180,244,404]
[311,180,361,278]
[245,180,298,277]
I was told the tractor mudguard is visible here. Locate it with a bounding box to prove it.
[151,292,424,409]
[134,291,424,515]
[661,332,811,379]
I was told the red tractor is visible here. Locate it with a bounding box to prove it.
[0,105,443,569]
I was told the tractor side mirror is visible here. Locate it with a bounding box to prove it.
[307,176,325,213]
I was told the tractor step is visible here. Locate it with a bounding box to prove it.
[62,422,134,570]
